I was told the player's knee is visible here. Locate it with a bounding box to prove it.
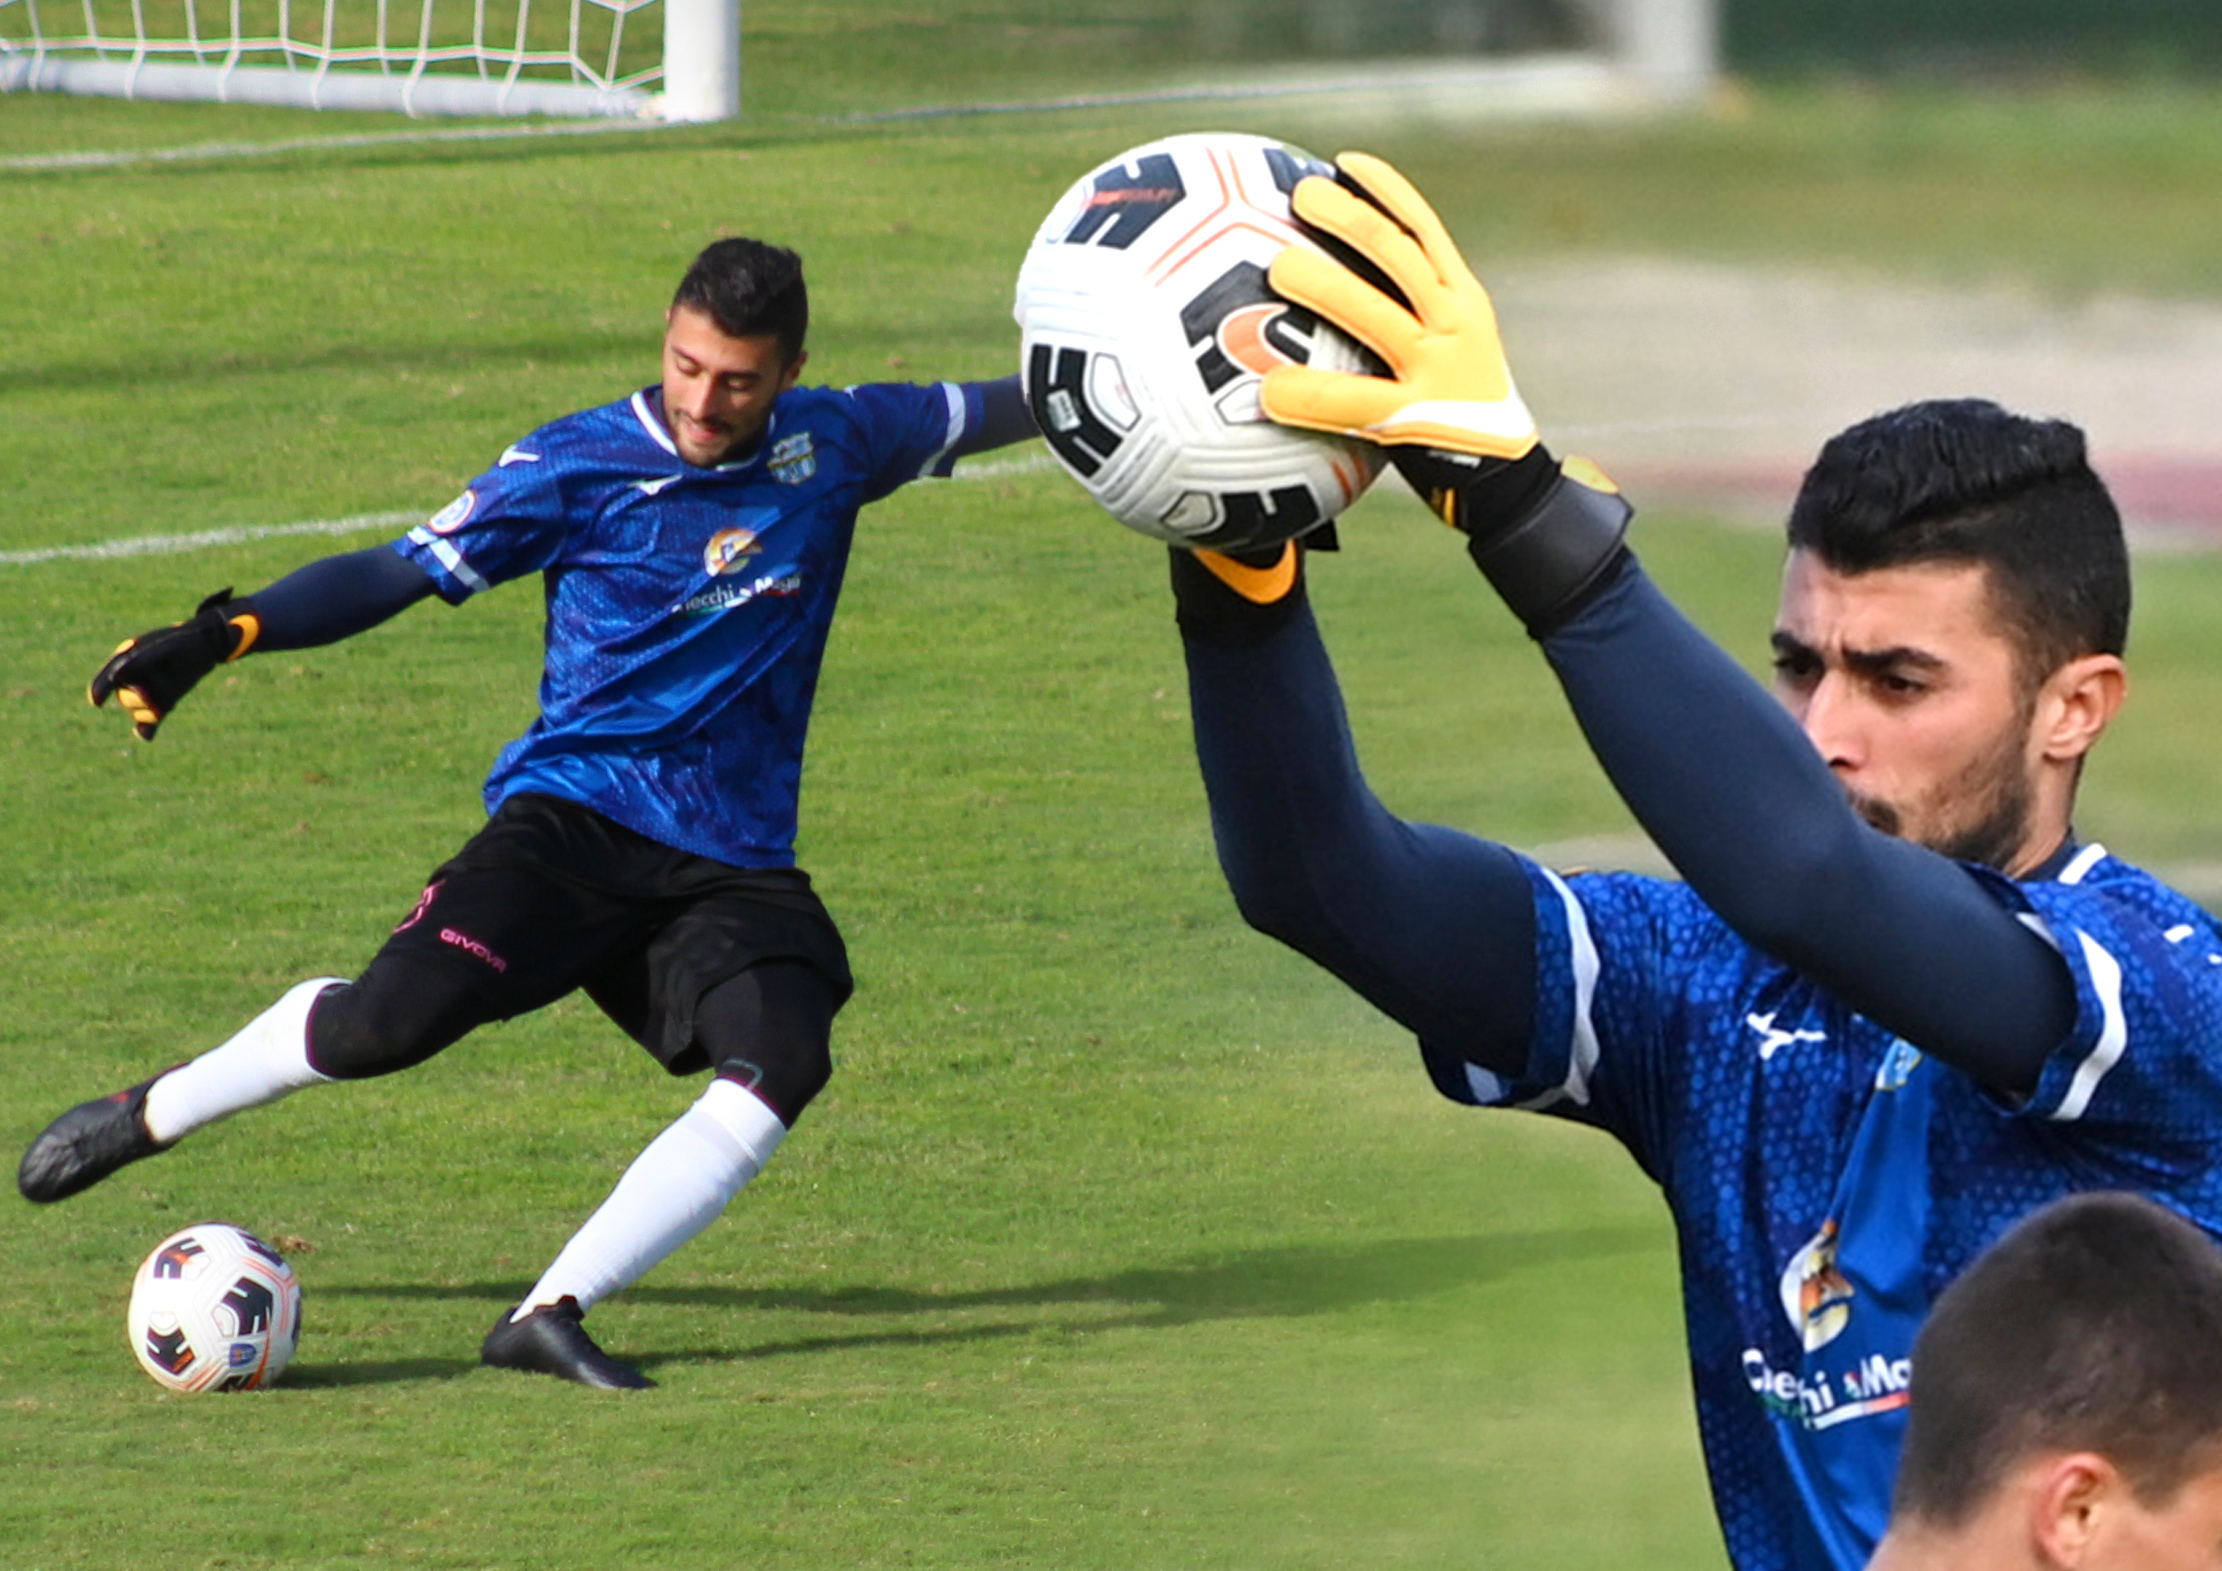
[305,970,476,1080]
[696,961,837,1126]
[714,1042,830,1128]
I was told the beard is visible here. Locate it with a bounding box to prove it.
[1846,724,2038,873]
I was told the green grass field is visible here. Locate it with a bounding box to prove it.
[8,37,2222,1571]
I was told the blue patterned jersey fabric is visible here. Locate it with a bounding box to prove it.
[395,381,978,867]
[1448,843,2222,1571]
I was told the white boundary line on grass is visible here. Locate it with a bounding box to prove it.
[1,116,675,172]
[0,511,424,565]
[0,457,1064,567]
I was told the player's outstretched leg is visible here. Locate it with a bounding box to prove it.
[17,977,342,1203]
[482,1074,792,1390]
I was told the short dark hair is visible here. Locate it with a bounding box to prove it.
[1786,399,2130,689]
[671,238,808,364]
[1893,1192,2222,1527]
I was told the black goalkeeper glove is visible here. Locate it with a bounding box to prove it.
[89,589,262,740]
[1260,152,1633,638]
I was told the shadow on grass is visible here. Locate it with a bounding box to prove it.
[284,1356,481,1388]
[320,1223,1664,1376]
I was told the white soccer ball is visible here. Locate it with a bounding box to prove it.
[1014,132,1385,552]
[127,1222,302,1393]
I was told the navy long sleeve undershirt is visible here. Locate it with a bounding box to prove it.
[1183,553,2075,1097]
[249,545,437,650]
[1540,556,2072,1091]
[959,375,1037,457]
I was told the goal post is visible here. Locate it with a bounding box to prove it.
[0,0,741,120]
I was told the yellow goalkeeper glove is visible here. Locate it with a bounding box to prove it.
[1261,150,1537,483]
[1261,152,1632,637]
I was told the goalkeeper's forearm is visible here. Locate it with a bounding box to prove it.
[247,544,439,650]
[1540,559,2070,1092]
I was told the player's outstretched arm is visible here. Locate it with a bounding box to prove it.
[1261,153,2073,1093]
[949,375,1038,459]
[91,546,437,740]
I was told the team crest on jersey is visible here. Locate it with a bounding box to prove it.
[703,527,762,577]
[769,433,816,486]
[1875,1038,1924,1092]
[427,490,476,536]
[1780,1220,1856,1351]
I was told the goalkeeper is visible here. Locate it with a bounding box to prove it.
[1169,154,2222,1569]
[19,237,1036,1391]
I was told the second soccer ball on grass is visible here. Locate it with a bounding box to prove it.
[127,1222,301,1393]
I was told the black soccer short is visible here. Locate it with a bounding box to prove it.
[344,792,852,1076]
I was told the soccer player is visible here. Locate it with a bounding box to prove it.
[1167,154,2222,1567]
[18,237,1037,1390]
[1868,1192,2222,1571]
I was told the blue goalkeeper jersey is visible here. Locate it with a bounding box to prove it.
[1445,843,2222,1571]
[395,380,980,867]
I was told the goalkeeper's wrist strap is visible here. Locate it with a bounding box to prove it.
[1464,464,1633,640]
[194,588,263,662]
[1171,543,1307,651]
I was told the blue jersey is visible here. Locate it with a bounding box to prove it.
[395,381,979,867]
[1451,844,2222,1571]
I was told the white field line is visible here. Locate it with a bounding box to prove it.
[1,117,673,172]
[0,511,424,566]
[0,456,1066,567]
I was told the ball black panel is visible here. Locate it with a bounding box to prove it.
[1057,153,1186,250]
[1028,343,1124,479]
[151,1238,204,1280]
[1178,262,1325,395]
[1198,485,1326,552]
[222,1277,277,1337]
[144,1326,196,1376]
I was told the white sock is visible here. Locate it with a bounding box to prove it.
[141,978,345,1145]
[516,1077,787,1319]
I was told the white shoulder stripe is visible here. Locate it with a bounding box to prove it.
[2049,930,2128,1122]
[914,381,967,480]
[406,526,490,594]
[1524,867,1602,1110]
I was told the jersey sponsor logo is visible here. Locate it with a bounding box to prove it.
[769,432,816,485]
[636,475,683,497]
[1746,1009,1826,1061]
[1780,1220,1856,1351]
[427,490,476,536]
[703,527,762,577]
[680,570,804,616]
[1741,1344,1911,1431]
[498,445,542,467]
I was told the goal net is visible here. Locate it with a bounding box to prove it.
[0,0,738,119]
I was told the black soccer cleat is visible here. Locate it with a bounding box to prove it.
[481,1298,654,1390]
[18,1074,172,1203]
